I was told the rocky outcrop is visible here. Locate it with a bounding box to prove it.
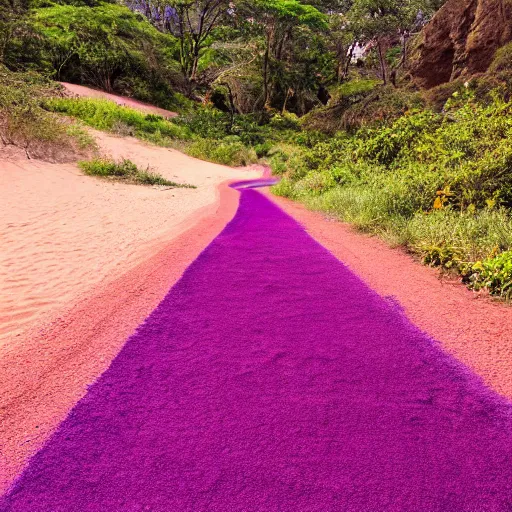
[410,0,512,88]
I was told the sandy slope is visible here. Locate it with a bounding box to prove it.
[0,132,260,343]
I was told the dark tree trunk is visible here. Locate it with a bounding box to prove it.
[376,39,387,85]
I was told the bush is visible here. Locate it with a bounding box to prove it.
[268,143,306,176]
[185,139,257,167]
[78,158,195,187]
[271,87,512,296]
[302,84,424,134]
[5,2,185,110]
[269,112,300,131]
[254,141,273,158]
[329,79,380,103]
[422,80,464,111]
[176,107,229,139]
[467,251,512,299]
[0,66,94,160]
[489,42,512,74]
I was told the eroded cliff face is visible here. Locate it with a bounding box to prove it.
[410,0,512,88]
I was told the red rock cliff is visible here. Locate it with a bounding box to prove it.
[410,0,512,88]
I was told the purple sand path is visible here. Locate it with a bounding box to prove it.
[2,185,512,511]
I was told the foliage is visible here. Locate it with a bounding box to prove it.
[347,0,443,84]
[489,42,512,74]
[78,157,196,186]
[128,0,230,90]
[185,137,257,166]
[272,85,512,297]
[47,95,267,166]
[0,66,94,160]
[174,106,274,145]
[2,1,184,109]
[229,0,328,113]
[467,251,512,299]
[45,97,191,142]
[302,83,424,133]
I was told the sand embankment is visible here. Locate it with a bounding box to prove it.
[1,131,259,343]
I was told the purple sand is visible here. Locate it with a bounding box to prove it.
[2,187,512,511]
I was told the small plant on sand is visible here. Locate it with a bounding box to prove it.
[78,158,196,188]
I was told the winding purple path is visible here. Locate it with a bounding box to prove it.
[2,185,512,511]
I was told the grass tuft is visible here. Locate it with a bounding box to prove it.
[78,158,196,188]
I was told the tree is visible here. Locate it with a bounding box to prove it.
[0,0,29,64]
[131,0,229,89]
[347,0,440,84]
[237,0,327,108]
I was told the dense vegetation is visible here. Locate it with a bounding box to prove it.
[272,80,512,298]
[1,0,446,111]
[1,0,187,109]
[0,66,95,160]
[3,0,512,299]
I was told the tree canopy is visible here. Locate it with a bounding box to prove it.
[1,0,448,112]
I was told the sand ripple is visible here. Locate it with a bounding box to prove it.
[0,133,260,342]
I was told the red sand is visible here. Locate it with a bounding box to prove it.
[59,82,178,118]
[268,193,512,401]
[0,182,241,494]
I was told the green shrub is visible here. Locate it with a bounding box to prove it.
[268,143,306,176]
[185,139,257,167]
[302,84,424,134]
[403,209,512,266]
[467,251,512,299]
[78,158,196,187]
[271,177,297,198]
[175,109,269,147]
[342,86,424,131]
[359,110,441,166]
[269,112,300,131]
[0,67,93,160]
[254,141,273,158]
[422,81,464,111]
[339,79,380,98]
[176,107,229,139]
[5,2,184,110]
[489,42,512,74]
[271,89,512,295]
[294,171,337,196]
